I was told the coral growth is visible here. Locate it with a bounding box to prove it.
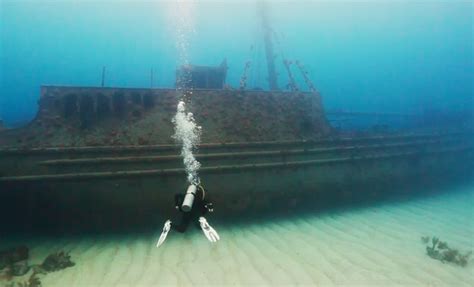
[422,236,472,267]
[36,251,75,274]
[9,273,41,287]
[0,246,29,271]
[0,246,75,287]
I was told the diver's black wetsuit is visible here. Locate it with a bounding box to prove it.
[172,186,213,233]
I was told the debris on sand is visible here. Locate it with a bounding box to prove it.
[0,246,75,287]
[36,251,75,274]
[422,236,472,267]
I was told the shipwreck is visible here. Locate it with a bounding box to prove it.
[0,3,472,231]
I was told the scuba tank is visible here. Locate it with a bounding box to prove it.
[181,184,197,212]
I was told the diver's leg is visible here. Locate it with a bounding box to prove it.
[194,219,201,230]
[172,213,192,233]
[156,219,172,247]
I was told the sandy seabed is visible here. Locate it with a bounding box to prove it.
[2,184,473,287]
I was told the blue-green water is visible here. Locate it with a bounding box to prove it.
[1,1,473,286]
[1,1,472,124]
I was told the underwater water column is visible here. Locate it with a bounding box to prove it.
[169,0,202,185]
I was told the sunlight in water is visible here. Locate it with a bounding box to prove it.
[167,0,196,66]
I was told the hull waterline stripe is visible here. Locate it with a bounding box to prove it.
[0,146,471,183]
[38,138,465,166]
[0,132,471,155]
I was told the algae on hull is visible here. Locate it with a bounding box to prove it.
[0,87,330,148]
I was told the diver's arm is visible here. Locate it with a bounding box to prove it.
[197,202,212,216]
[200,192,214,215]
[195,185,212,215]
[204,200,214,213]
[174,194,184,211]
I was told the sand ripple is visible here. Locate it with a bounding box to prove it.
[2,185,473,287]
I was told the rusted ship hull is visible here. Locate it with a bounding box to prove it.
[0,132,472,228]
[0,86,472,230]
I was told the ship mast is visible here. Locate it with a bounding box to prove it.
[258,1,279,91]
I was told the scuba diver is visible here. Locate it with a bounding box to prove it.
[156,184,220,247]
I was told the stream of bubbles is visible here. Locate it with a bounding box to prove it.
[169,1,201,185]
